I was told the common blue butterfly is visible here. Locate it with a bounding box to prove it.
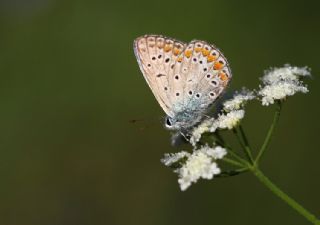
[134,35,232,133]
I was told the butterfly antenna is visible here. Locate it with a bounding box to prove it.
[129,117,162,131]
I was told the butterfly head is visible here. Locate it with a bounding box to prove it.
[165,116,175,129]
[164,111,202,131]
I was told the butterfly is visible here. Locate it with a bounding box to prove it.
[133,34,232,134]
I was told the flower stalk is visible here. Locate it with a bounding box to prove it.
[255,101,282,165]
[233,126,254,164]
[252,167,320,225]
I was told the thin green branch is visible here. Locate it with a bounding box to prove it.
[252,168,320,225]
[255,101,282,165]
[216,167,249,178]
[212,132,249,166]
[239,125,254,159]
[221,157,246,167]
[233,127,254,164]
[225,147,250,166]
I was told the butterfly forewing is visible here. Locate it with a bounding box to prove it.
[134,35,187,117]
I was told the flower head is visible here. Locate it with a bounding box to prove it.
[258,65,310,106]
[211,110,245,132]
[161,151,190,166]
[189,118,214,146]
[162,145,227,191]
[189,110,245,146]
[259,80,308,106]
[223,89,255,112]
[261,64,311,85]
[203,145,227,159]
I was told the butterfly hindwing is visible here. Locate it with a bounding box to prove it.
[172,40,232,114]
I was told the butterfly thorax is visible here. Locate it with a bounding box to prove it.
[165,107,203,131]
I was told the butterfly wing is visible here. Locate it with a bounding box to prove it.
[134,35,186,117]
[171,40,232,116]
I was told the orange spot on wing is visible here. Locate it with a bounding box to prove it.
[202,49,210,56]
[219,72,228,81]
[214,62,223,70]
[177,57,183,62]
[207,55,216,62]
[195,47,202,53]
[173,48,180,56]
[184,50,192,58]
[164,45,172,52]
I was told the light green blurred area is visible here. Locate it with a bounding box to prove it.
[0,0,319,224]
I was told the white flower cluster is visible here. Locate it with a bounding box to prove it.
[223,89,255,112]
[261,64,310,84]
[189,118,214,146]
[258,65,310,106]
[259,81,308,106]
[189,90,253,146]
[211,110,245,132]
[162,145,227,191]
[161,151,190,166]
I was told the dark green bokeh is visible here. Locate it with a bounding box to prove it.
[0,0,319,224]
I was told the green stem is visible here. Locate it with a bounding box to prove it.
[222,157,245,167]
[239,125,254,160]
[252,168,320,225]
[233,127,254,164]
[213,133,249,166]
[216,167,249,178]
[255,101,282,165]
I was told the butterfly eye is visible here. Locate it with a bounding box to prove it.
[165,117,173,128]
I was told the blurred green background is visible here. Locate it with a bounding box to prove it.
[0,0,319,224]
